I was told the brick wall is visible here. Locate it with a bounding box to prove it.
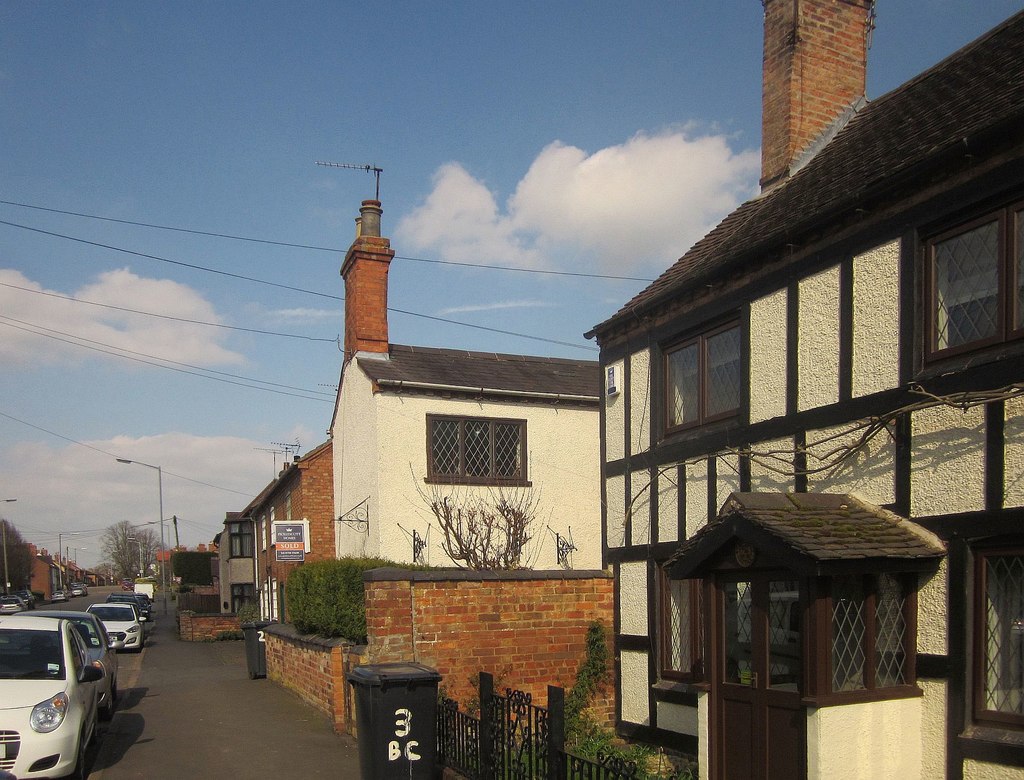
[263,623,364,734]
[364,568,615,721]
[178,610,241,641]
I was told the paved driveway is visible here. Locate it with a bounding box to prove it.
[87,605,361,778]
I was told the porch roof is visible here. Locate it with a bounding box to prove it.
[665,492,946,579]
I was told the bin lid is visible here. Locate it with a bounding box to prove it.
[347,662,442,688]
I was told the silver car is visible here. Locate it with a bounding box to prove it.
[33,610,119,720]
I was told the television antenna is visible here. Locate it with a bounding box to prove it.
[315,161,383,200]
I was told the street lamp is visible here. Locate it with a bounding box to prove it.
[1,499,16,595]
[118,458,167,614]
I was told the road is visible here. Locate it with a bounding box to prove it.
[43,587,362,779]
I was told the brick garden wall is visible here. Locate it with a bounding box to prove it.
[364,568,615,720]
[178,611,241,641]
[263,623,364,734]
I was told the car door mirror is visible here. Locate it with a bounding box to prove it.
[81,665,104,683]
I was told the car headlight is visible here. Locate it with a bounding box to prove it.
[126,625,139,633]
[31,692,69,733]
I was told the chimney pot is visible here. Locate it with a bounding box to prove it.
[359,199,383,238]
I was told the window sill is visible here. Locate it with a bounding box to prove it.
[961,725,1024,749]
[801,685,923,708]
[652,680,705,705]
[424,477,532,488]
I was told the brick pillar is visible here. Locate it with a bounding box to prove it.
[760,0,872,189]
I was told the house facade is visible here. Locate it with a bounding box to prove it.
[330,201,602,570]
[588,4,1024,780]
[219,439,334,619]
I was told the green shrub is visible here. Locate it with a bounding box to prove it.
[215,630,243,641]
[287,557,403,641]
[236,603,260,624]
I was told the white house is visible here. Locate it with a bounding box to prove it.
[329,200,602,571]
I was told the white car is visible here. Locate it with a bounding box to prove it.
[0,614,103,779]
[86,603,144,652]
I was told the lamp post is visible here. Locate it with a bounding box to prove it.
[118,458,167,614]
[1,499,15,595]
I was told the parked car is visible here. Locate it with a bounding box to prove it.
[14,589,36,609]
[50,590,68,604]
[106,593,151,622]
[0,596,24,614]
[68,584,86,598]
[86,603,144,652]
[0,613,104,779]
[33,610,119,720]
[120,579,134,591]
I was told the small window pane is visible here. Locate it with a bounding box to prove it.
[464,420,491,477]
[725,581,754,685]
[832,576,866,692]
[768,580,801,690]
[706,327,741,418]
[934,220,999,350]
[431,419,460,476]
[668,343,699,427]
[875,574,907,688]
[983,554,1024,716]
[667,579,693,673]
[494,422,521,479]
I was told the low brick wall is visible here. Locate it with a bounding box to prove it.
[364,568,615,720]
[264,623,365,734]
[178,610,241,641]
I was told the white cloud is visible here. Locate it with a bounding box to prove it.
[438,299,552,317]
[397,128,759,275]
[0,268,246,367]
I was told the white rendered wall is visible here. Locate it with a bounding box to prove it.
[607,474,626,549]
[806,698,922,779]
[1004,396,1024,507]
[618,561,648,636]
[630,469,651,546]
[658,471,679,543]
[605,358,626,463]
[630,348,652,456]
[332,362,381,559]
[919,679,948,780]
[619,650,650,725]
[798,266,841,412]
[918,559,948,655]
[749,288,788,424]
[372,388,602,569]
[805,422,895,503]
[911,405,985,517]
[656,700,698,736]
[965,761,1024,780]
[852,241,901,397]
[748,437,796,494]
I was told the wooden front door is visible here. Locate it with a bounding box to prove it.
[714,575,805,780]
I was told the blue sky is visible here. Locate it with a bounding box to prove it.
[1,1,1021,568]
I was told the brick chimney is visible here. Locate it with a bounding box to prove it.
[760,0,873,190]
[340,200,395,358]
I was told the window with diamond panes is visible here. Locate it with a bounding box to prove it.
[665,321,740,431]
[928,205,1024,359]
[660,572,704,682]
[975,549,1024,727]
[427,415,527,485]
[830,573,912,695]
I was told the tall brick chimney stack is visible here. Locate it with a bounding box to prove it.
[760,0,873,190]
[340,200,395,358]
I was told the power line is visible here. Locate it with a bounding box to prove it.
[0,409,256,498]
[0,218,598,352]
[0,316,335,402]
[0,282,339,343]
[0,199,655,282]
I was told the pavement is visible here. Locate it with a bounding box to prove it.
[87,600,362,779]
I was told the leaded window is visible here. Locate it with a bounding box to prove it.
[665,322,740,432]
[230,584,254,614]
[975,549,1024,727]
[427,415,527,485]
[660,571,704,682]
[830,573,909,693]
[928,204,1024,359]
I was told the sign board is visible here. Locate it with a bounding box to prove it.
[274,523,306,562]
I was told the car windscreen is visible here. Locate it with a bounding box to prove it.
[89,606,136,621]
[0,628,66,680]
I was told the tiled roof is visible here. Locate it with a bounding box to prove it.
[592,10,1024,337]
[666,493,945,578]
[356,344,600,401]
